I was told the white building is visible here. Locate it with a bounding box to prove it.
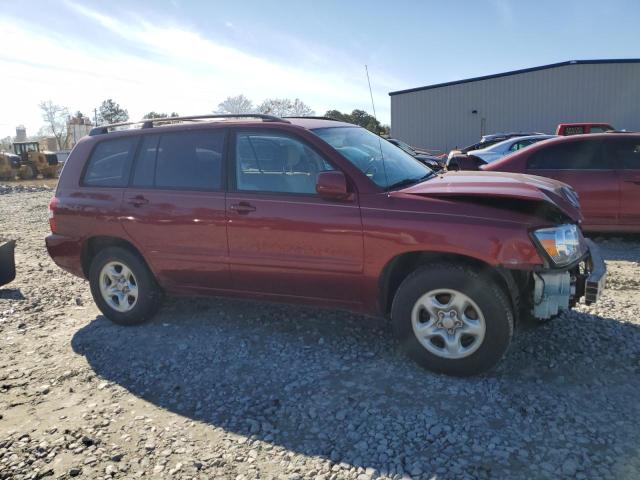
[67,115,94,147]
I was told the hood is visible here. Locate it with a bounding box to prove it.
[397,171,583,222]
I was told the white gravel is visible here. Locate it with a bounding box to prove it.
[1,188,639,480]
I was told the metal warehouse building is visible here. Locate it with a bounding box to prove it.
[389,59,640,153]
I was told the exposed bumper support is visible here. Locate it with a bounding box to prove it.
[583,239,606,304]
[532,271,571,320]
[531,239,606,320]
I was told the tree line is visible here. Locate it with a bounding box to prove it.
[6,95,388,152]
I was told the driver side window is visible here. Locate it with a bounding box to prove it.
[509,140,533,152]
[235,131,334,194]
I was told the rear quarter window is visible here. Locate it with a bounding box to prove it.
[83,137,138,187]
[563,126,585,135]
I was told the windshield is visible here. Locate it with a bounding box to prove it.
[313,127,432,190]
[394,139,417,155]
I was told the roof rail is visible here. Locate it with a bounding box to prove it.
[89,114,290,136]
[282,116,342,121]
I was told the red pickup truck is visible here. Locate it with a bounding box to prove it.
[556,123,614,136]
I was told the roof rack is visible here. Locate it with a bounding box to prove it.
[89,114,290,136]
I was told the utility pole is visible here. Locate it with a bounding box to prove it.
[94,108,99,126]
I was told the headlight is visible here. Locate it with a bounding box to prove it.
[532,224,586,267]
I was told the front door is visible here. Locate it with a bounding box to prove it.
[526,139,619,229]
[120,129,230,289]
[607,137,640,227]
[226,129,364,305]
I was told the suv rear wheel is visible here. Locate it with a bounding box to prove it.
[391,263,513,376]
[89,247,161,325]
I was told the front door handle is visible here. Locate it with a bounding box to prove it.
[229,202,256,214]
[624,177,640,185]
[127,195,149,207]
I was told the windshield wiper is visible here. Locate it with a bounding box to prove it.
[386,172,434,191]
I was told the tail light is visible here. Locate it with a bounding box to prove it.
[48,197,58,233]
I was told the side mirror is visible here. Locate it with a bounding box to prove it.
[316,171,349,200]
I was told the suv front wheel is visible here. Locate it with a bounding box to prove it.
[89,247,161,325]
[391,263,513,376]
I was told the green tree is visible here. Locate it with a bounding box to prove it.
[98,99,129,125]
[325,109,389,135]
[142,112,179,119]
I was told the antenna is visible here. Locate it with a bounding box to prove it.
[365,65,377,120]
[364,65,390,194]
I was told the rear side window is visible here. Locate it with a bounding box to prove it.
[84,137,137,187]
[527,141,602,170]
[606,139,640,169]
[132,135,160,187]
[509,139,535,152]
[563,126,585,135]
[132,130,225,190]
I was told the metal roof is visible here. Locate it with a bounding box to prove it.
[388,59,640,96]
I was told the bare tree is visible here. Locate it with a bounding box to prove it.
[290,98,315,116]
[0,136,12,151]
[39,100,69,150]
[216,95,254,114]
[258,98,314,117]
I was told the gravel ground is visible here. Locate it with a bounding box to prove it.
[1,187,639,480]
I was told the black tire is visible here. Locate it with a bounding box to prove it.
[89,247,161,326]
[391,263,514,376]
[20,165,34,180]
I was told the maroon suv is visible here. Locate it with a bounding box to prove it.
[46,115,606,376]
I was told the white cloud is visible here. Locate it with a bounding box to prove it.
[0,3,394,139]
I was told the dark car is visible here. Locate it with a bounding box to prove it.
[387,138,445,170]
[46,114,605,376]
[479,133,640,232]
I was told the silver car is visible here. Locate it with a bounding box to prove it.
[467,134,555,163]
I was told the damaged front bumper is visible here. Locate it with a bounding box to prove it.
[532,239,606,319]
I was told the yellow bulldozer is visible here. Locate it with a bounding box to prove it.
[12,141,60,179]
[0,151,21,180]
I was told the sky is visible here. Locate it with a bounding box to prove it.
[0,0,639,140]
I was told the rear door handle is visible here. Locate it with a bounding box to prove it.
[127,195,149,207]
[624,177,640,185]
[229,202,256,214]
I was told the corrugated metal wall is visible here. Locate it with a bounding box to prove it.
[390,62,640,153]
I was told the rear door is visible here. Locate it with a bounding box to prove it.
[526,139,619,228]
[225,129,364,305]
[74,136,138,242]
[120,128,230,289]
[606,137,640,227]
